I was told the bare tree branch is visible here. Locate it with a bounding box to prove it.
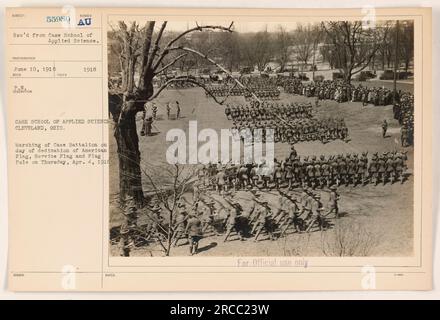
[138,21,156,90]
[147,75,229,104]
[154,53,188,75]
[166,46,262,103]
[146,21,168,72]
[152,23,234,72]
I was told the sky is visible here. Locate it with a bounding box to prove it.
[108,19,305,33]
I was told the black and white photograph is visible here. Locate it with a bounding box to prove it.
[107,19,415,258]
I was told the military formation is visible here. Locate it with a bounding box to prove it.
[225,101,313,121]
[207,77,281,100]
[224,101,349,144]
[116,73,415,256]
[283,79,395,105]
[117,144,409,256]
[230,117,349,144]
[283,78,414,146]
[195,148,409,191]
[117,184,342,256]
[393,92,414,147]
[207,85,280,100]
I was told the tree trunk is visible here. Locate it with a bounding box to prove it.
[344,70,352,84]
[110,94,145,207]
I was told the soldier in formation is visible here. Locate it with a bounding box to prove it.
[225,101,349,144]
[393,92,414,147]
[118,182,345,255]
[283,79,394,106]
[196,150,408,192]
[207,77,280,100]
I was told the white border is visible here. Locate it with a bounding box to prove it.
[0,0,438,299]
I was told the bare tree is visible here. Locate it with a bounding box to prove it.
[320,220,382,257]
[292,24,316,71]
[108,21,261,207]
[399,21,414,72]
[215,32,242,71]
[310,25,323,80]
[273,25,292,72]
[319,44,338,69]
[136,163,197,256]
[241,29,273,72]
[377,27,393,70]
[321,21,391,83]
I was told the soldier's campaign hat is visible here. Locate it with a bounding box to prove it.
[125,206,137,216]
[151,204,161,212]
[120,226,130,235]
[250,187,261,195]
[313,193,321,199]
[177,201,185,207]
[330,185,337,190]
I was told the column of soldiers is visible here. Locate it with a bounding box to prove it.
[207,85,280,100]
[120,185,342,254]
[225,102,349,144]
[225,101,313,121]
[196,149,408,192]
[284,79,395,106]
[283,78,414,147]
[206,76,281,100]
[217,187,336,241]
[117,149,408,255]
[393,92,414,147]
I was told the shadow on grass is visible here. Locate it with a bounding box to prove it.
[198,241,218,253]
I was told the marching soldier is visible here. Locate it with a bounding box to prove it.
[185,211,203,255]
[166,102,171,120]
[176,101,181,119]
[358,152,368,185]
[385,153,395,185]
[305,193,326,232]
[223,200,245,242]
[278,190,302,236]
[377,154,387,185]
[300,187,314,221]
[382,119,388,138]
[150,203,164,235]
[152,102,158,120]
[253,201,276,242]
[326,185,340,219]
[142,116,153,136]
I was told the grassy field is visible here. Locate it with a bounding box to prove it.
[109,86,414,257]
